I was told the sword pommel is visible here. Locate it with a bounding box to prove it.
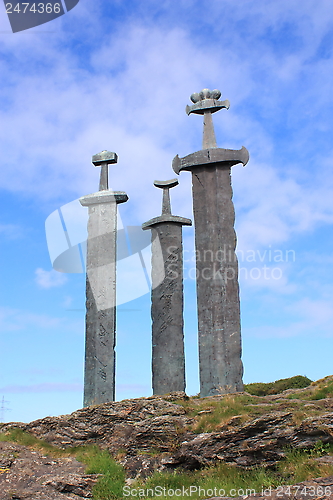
[142,178,191,228]
[154,179,179,189]
[153,178,179,215]
[186,88,230,116]
[92,151,118,166]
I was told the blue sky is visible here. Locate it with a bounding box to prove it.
[0,0,333,423]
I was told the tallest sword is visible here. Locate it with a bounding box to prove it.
[173,89,249,397]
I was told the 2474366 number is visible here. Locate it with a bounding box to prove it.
[6,3,61,14]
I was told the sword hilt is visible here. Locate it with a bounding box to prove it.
[92,150,118,191]
[186,88,230,150]
[154,179,179,215]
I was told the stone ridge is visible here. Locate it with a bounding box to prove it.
[1,391,333,480]
[0,440,99,499]
[0,393,192,451]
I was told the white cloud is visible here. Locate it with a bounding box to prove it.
[35,268,67,289]
[233,158,333,252]
[62,296,73,309]
[0,3,331,244]
[0,224,23,239]
[243,295,333,339]
[0,306,62,331]
[0,382,82,393]
[0,0,332,319]
[287,297,333,325]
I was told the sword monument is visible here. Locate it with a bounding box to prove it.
[142,179,191,395]
[80,150,128,406]
[173,89,249,397]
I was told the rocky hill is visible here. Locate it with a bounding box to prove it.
[1,376,333,499]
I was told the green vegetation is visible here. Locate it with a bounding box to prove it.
[0,429,124,499]
[287,375,333,401]
[245,375,313,396]
[309,380,333,400]
[2,427,333,500]
[130,443,333,500]
[76,446,125,499]
[132,464,279,500]
[278,442,333,484]
[190,394,256,433]
[0,428,61,453]
[2,428,333,500]
[170,374,333,434]
[1,375,333,499]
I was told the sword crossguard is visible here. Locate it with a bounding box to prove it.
[92,150,118,191]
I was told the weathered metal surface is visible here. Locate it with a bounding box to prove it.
[150,224,186,394]
[191,163,244,396]
[142,214,191,228]
[172,147,249,174]
[203,111,217,149]
[153,179,179,215]
[174,89,247,397]
[92,150,118,191]
[92,151,118,165]
[186,88,230,116]
[79,152,128,407]
[142,180,191,395]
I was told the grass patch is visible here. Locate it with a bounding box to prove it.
[131,446,333,500]
[245,376,312,397]
[76,445,125,499]
[278,444,333,484]
[132,463,282,499]
[0,428,62,454]
[175,394,260,433]
[286,376,333,401]
[309,380,333,400]
[193,395,254,433]
[0,430,125,500]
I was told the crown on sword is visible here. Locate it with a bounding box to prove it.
[186,88,230,115]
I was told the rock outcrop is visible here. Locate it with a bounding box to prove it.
[0,441,99,499]
[170,411,333,470]
[1,391,333,479]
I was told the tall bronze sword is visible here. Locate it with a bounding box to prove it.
[173,89,249,397]
[80,151,128,406]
